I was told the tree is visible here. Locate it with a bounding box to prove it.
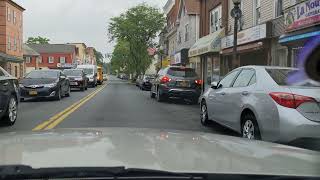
[111,40,130,73]
[26,36,50,44]
[108,3,165,76]
[94,49,104,66]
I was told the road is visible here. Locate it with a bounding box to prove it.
[1,76,318,151]
[0,76,237,137]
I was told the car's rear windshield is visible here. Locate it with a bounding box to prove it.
[64,70,82,76]
[167,68,197,77]
[266,68,320,87]
[25,71,59,79]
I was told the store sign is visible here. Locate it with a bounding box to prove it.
[57,63,74,68]
[173,52,181,64]
[221,24,267,49]
[284,0,320,32]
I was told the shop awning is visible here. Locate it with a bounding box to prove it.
[0,52,24,63]
[188,28,225,58]
[279,30,320,44]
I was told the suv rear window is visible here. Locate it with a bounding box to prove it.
[266,68,320,87]
[167,68,197,77]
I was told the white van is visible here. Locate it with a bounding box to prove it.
[76,64,97,87]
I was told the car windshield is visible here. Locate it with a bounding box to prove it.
[25,71,58,79]
[266,68,320,87]
[167,68,197,77]
[64,70,82,76]
[79,68,93,75]
[2,0,320,178]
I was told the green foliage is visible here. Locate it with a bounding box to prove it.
[26,36,50,44]
[94,49,104,66]
[108,3,165,76]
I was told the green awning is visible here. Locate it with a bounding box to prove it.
[189,28,225,57]
[0,52,24,63]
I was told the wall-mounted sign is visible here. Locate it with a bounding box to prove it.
[221,24,267,49]
[284,0,320,32]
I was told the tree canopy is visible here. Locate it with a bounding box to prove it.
[108,3,165,76]
[26,36,50,44]
[94,49,104,66]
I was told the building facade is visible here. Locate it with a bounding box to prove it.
[67,43,87,65]
[23,44,40,73]
[28,44,76,69]
[85,47,96,65]
[0,0,25,78]
[175,0,200,72]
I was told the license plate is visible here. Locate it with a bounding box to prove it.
[29,90,38,95]
[177,81,189,87]
[70,82,78,85]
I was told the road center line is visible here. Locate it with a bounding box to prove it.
[32,84,107,131]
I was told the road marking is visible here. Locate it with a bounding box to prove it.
[32,84,107,131]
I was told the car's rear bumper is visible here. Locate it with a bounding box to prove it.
[277,105,320,143]
[160,86,201,100]
[142,82,152,90]
[20,87,58,98]
[70,81,85,88]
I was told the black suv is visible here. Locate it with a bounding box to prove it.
[0,67,19,126]
[150,66,201,104]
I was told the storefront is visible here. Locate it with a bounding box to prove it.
[188,28,225,92]
[220,23,272,74]
[0,52,25,78]
[279,0,320,67]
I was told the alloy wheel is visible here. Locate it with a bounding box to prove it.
[8,98,17,123]
[242,120,255,140]
[200,103,209,126]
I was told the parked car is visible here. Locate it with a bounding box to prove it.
[138,74,155,91]
[150,66,202,103]
[63,69,88,91]
[135,75,143,87]
[77,64,97,87]
[103,74,108,81]
[0,67,19,126]
[200,66,320,143]
[19,70,70,101]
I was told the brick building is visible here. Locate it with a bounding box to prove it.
[67,43,87,65]
[23,44,40,73]
[28,44,76,69]
[85,47,96,65]
[0,0,25,78]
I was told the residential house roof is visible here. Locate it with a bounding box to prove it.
[184,0,200,15]
[28,44,76,54]
[23,44,40,56]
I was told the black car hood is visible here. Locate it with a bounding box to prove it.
[20,78,57,86]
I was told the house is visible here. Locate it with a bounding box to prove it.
[28,44,76,69]
[23,44,40,73]
[67,43,87,65]
[0,0,25,78]
[175,0,200,73]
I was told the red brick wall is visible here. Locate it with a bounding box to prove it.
[200,0,228,38]
[37,53,73,69]
[25,56,37,67]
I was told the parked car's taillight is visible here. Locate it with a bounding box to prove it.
[269,92,316,109]
[195,79,203,85]
[160,76,171,84]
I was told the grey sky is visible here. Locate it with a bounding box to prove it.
[15,0,165,61]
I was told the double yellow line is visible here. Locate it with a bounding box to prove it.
[32,84,107,131]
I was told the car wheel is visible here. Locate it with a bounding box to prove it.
[55,88,62,100]
[156,88,165,102]
[150,89,156,98]
[65,86,71,97]
[3,96,18,126]
[20,98,24,102]
[200,101,210,126]
[241,113,261,140]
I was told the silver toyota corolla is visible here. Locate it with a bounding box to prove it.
[200,66,320,143]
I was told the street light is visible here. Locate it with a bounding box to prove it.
[231,0,242,68]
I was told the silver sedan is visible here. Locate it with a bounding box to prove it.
[200,66,320,143]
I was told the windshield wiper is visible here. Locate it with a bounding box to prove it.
[0,165,201,179]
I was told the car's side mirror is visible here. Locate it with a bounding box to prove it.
[211,82,218,89]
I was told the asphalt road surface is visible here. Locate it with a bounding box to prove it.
[0,76,318,151]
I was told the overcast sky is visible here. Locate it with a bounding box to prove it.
[15,0,166,61]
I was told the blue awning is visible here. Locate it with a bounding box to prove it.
[279,30,320,44]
